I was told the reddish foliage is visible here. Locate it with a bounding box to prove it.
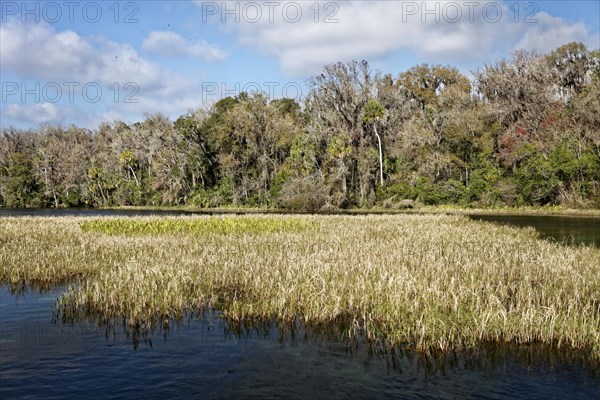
[514,123,528,137]
[539,115,557,131]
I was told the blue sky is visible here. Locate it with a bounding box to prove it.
[1,0,599,129]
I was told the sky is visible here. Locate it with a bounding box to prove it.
[1,0,599,129]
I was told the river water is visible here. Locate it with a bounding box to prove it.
[1,209,599,398]
[468,214,600,247]
[1,286,598,399]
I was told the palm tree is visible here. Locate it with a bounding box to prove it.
[363,99,385,186]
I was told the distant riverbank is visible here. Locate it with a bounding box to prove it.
[88,204,600,217]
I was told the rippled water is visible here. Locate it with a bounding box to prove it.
[1,286,598,399]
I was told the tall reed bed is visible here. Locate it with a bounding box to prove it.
[1,214,599,360]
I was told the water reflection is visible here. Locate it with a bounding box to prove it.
[1,286,598,399]
[468,214,600,247]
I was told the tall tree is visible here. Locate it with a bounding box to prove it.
[363,99,385,186]
[308,60,374,206]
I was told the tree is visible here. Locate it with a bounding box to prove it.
[34,125,93,207]
[6,152,42,207]
[174,110,217,191]
[276,174,329,211]
[119,150,140,186]
[87,166,109,206]
[2,44,598,210]
[476,50,553,129]
[397,64,471,112]
[307,60,374,206]
[546,42,590,99]
[0,128,42,206]
[203,93,301,205]
[363,99,385,186]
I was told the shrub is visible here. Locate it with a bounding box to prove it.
[276,175,329,211]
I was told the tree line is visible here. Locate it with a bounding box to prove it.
[1,43,599,210]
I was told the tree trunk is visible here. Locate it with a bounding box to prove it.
[129,165,140,186]
[374,125,384,186]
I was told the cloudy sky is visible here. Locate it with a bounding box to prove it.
[1,1,598,129]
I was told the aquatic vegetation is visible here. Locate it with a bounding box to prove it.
[1,214,599,361]
[80,216,315,236]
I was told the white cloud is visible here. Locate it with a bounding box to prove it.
[142,31,226,61]
[1,103,75,125]
[1,23,95,81]
[203,1,598,76]
[0,21,207,128]
[514,13,595,54]
[0,21,212,97]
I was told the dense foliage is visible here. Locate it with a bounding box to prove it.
[1,43,599,210]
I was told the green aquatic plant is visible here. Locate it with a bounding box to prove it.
[79,216,315,236]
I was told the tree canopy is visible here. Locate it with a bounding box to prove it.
[2,43,599,210]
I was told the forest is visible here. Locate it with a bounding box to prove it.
[1,42,599,210]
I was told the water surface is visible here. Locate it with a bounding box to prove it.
[0,286,598,399]
[468,214,600,247]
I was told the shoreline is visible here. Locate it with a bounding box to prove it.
[2,205,597,218]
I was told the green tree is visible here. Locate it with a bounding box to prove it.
[397,64,471,112]
[363,99,385,186]
[6,152,42,207]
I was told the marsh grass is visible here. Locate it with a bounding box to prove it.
[416,205,600,217]
[1,214,599,361]
[80,216,315,236]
